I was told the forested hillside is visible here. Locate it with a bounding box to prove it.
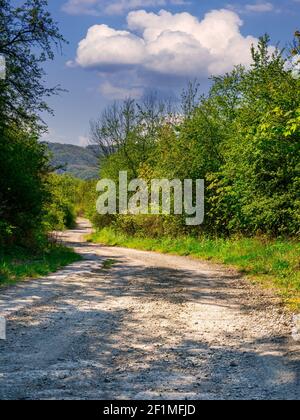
[45,142,99,180]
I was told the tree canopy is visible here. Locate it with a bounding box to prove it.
[0,0,65,129]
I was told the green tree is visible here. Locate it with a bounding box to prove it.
[0,126,50,248]
[208,37,300,236]
[45,174,82,231]
[0,0,66,249]
[94,96,168,181]
[0,0,65,129]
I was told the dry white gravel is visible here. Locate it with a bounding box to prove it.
[0,219,299,400]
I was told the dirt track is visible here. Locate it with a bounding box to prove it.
[0,219,299,400]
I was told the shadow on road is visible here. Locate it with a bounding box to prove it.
[0,222,298,400]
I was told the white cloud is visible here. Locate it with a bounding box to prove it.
[62,0,187,16]
[227,1,276,14]
[99,81,144,99]
[75,24,145,68]
[74,8,261,79]
[245,2,274,12]
[62,0,100,16]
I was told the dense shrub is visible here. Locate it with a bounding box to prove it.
[44,174,82,231]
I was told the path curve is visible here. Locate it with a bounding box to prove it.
[0,219,299,400]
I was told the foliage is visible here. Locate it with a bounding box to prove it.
[45,142,100,180]
[0,0,70,256]
[0,125,50,249]
[92,95,172,180]
[209,38,300,236]
[44,174,82,231]
[75,179,103,224]
[0,0,65,129]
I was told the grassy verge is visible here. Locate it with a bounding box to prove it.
[89,228,300,311]
[0,245,81,287]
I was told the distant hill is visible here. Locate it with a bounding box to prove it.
[45,142,100,180]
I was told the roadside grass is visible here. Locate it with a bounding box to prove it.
[0,245,81,287]
[89,228,300,311]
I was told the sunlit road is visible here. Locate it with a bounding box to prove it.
[0,220,299,400]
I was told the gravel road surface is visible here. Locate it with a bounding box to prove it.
[0,219,299,400]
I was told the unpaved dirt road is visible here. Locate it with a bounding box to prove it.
[0,219,299,400]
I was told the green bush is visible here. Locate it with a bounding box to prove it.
[44,174,83,231]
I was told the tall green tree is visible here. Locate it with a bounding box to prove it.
[208,37,300,236]
[0,0,65,129]
[0,1,66,248]
[0,127,50,247]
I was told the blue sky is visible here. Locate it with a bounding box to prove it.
[42,0,300,145]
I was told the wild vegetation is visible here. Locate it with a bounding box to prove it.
[46,142,100,180]
[0,0,81,285]
[86,36,300,308]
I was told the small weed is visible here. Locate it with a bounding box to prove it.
[102,259,117,270]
